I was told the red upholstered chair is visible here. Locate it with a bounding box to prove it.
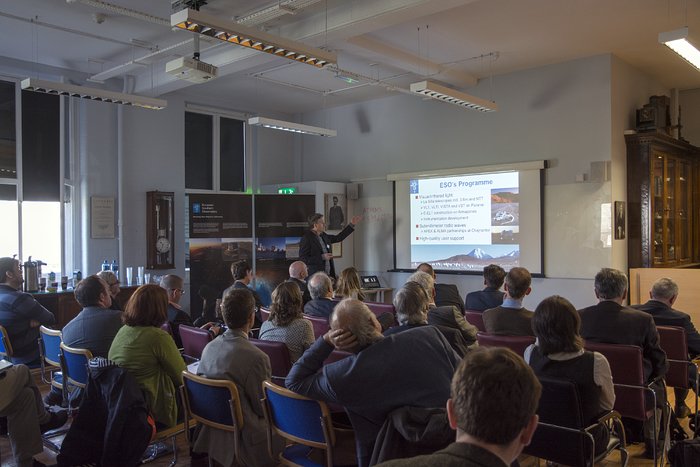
[475,332,535,357]
[464,311,486,332]
[250,338,292,386]
[160,321,173,336]
[365,302,395,318]
[304,315,330,339]
[179,324,213,361]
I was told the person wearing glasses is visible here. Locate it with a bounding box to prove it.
[160,275,220,348]
[299,213,362,279]
[96,270,122,311]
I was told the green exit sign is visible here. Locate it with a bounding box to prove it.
[278,187,297,194]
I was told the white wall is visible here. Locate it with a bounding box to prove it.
[680,88,700,146]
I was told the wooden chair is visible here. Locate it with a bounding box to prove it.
[0,324,13,360]
[250,338,292,385]
[476,332,535,356]
[179,324,213,361]
[464,311,486,332]
[59,343,94,415]
[38,326,64,395]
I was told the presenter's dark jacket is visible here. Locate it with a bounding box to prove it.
[465,287,505,312]
[633,300,700,357]
[434,283,465,312]
[579,300,668,382]
[299,224,355,279]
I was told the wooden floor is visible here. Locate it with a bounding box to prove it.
[0,372,695,466]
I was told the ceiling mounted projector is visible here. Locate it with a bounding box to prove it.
[165,56,218,83]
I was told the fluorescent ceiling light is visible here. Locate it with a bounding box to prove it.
[659,27,700,71]
[20,78,166,110]
[410,80,497,112]
[171,8,337,69]
[248,117,336,137]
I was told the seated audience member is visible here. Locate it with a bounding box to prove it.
[408,271,477,347]
[0,257,56,366]
[108,285,185,428]
[375,347,541,467]
[96,270,122,311]
[195,284,220,326]
[525,295,614,454]
[633,277,700,418]
[334,267,366,301]
[483,267,534,336]
[224,260,263,327]
[194,288,281,466]
[0,364,68,467]
[384,282,469,357]
[286,299,460,467]
[417,263,465,312]
[579,267,668,457]
[465,264,506,312]
[259,282,314,362]
[161,275,222,348]
[286,260,311,305]
[303,272,337,319]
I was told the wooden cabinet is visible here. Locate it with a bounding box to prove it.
[626,132,700,268]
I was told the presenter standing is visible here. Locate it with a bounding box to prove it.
[300,213,362,279]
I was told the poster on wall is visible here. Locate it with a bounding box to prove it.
[188,193,253,320]
[91,196,115,239]
[254,194,316,303]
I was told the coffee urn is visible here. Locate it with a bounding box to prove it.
[23,257,40,293]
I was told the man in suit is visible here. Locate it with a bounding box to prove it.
[417,263,464,312]
[376,348,541,467]
[160,274,193,348]
[408,271,477,347]
[483,267,534,336]
[579,267,668,457]
[286,298,460,467]
[286,260,311,305]
[633,277,700,418]
[384,281,469,357]
[465,264,506,312]
[303,272,336,319]
[299,212,362,279]
[194,288,281,467]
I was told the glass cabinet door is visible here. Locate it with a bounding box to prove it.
[678,160,691,262]
[666,157,676,262]
[652,155,664,263]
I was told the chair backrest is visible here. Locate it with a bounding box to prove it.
[262,381,334,466]
[464,311,486,332]
[584,341,647,420]
[179,324,213,360]
[60,343,94,388]
[656,325,691,389]
[250,339,292,382]
[0,324,13,359]
[180,371,244,463]
[365,302,395,318]
[304,315,330,339]
[260,307,271,322]
[476,332,534,356]
[39,326,63,367]
[323,349,352,366]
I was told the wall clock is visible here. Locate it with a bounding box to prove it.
[146,191,175,269]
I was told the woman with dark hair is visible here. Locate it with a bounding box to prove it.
[524,295,614,454]
[108,284,185,428]
[334,267,365,301]
[259,282,314,362]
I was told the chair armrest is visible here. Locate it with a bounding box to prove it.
[587,410,626,448]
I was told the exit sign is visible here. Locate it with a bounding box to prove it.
[278,187,297,194]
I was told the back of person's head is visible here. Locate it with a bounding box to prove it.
[289,261,307,280]
[308,272,332,299]
[335,267,363,299]
[594,268,627,300]
[451,347,541,445]
[160,274,183,290]
[270,281,303,326]
[651,277,678,301]
[308,213,323,227]
[505,267,531,300]
[123,284,168,327]
[416,263,436,278]
[393,281,430,325]
[484,264,506,289]
[407,270,435,298]
[221,288,255,329]
[74,275,108,308]
[231,260,251,281]
[0,257,18,284]
[96,270,118,287]
[331,299,382,349]
[532,295,582,355]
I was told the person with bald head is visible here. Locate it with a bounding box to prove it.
[286,260,311,305]
[287,298,460,467]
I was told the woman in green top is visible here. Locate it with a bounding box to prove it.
[108,284,185,428]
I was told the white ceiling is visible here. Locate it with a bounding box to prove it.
[1,0,698,114]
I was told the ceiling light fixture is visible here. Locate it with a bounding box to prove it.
[171,8,337,68]
[248,117,336,137]
[659,27,700,71]
[21,78,167,109]
[410,80,497,112]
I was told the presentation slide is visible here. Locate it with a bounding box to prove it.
[393,163,543,274]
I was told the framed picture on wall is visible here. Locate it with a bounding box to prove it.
[614,201,625,240]
[332,242,342,258]
[325,193,347,231]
